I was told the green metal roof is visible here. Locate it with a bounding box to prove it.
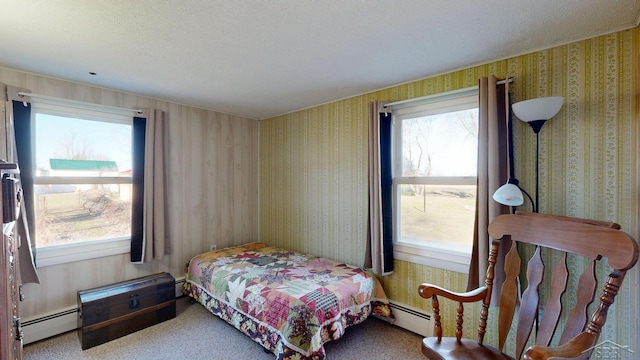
[49,158,118,171]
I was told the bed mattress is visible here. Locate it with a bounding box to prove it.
[183,243,391,359]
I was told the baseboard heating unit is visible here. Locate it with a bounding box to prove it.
[174,276,185,298]
[388,300,434,338]
[22,305,78,345]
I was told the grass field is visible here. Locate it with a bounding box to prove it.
[35,190,131,247]
[399,185,476,246]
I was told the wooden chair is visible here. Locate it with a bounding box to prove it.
[418,211,639,360]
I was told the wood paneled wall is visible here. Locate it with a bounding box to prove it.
[0,67,259,319]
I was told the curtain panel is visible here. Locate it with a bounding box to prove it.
[365,101,394,276]
[130,109,171,263]
[1,84,39,284]
[467,76,510,300]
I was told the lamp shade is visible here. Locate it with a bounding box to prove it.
[492,183,524,206]
[512,96,564,122]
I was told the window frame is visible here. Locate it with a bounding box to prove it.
[390,88,479,273]
[30,102,133,267]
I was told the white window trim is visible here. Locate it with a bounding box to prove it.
[31,102,133,265]
[390,89,479,274]
[394,243,471,273]
[35,237,130,267]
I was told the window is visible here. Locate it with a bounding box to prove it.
[391,89,479,272]
[31,103,133,265]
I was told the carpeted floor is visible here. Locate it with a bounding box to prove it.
[24,297,424,359]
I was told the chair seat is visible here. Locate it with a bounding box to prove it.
[422,337,514,360]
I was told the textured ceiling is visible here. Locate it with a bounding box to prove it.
[1,0,639,120]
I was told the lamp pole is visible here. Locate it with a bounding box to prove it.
[527,119,546,214]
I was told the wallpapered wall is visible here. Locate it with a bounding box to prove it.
[260,28,638,351]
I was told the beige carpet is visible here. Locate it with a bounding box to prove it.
[24,297,424,359]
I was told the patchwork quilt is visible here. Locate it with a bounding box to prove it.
[183,243,391,359]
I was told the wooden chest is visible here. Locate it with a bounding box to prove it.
[77,272,176,350]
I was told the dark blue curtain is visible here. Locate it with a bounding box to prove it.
[379,111,394,273]
[130,116,146,262]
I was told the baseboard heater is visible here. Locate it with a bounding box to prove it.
[21,276,187,345]
[387,300,434,338]
[174,276,185,298]
[22,305,78,345]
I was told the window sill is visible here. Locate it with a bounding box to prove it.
[394,242,471,273]
[35,237,130,267]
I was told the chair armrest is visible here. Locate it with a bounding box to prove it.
[418,283,488,303]
[524,332,598,360]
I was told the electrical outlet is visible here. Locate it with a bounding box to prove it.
[209,244,217,251]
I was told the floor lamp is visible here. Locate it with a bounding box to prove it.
[493,96,564,213]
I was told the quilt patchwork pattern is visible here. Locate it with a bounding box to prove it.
[183,243,391,359]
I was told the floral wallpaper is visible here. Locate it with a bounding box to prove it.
[260,28,638,352]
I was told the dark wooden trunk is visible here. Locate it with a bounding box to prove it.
[77,272,176,350]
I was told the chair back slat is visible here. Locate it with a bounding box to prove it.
[536,252,568,346]
[558,260,598,344]
[515,246,544,359]
[498,240,520,351]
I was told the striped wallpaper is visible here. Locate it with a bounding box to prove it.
[260,28,638,352]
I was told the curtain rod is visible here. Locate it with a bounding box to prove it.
[16,91,143,116]
[383,77,513,109]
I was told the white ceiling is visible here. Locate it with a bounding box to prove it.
[1,1,639,120]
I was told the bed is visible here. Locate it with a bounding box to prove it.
[182,242,392,359]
